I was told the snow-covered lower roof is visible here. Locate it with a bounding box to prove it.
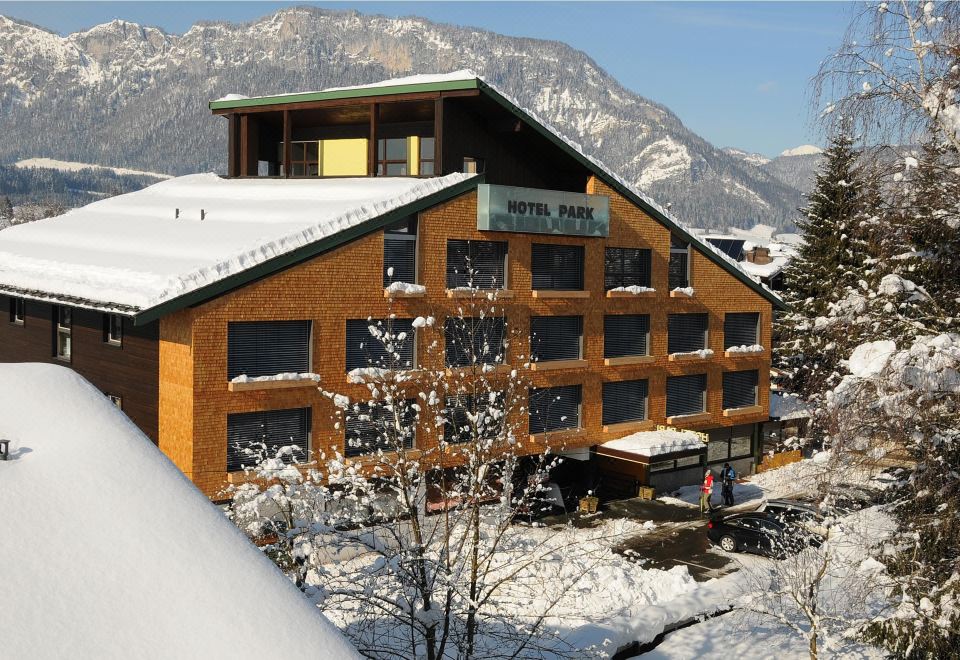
[600,429,706,457]
[769,391,811,421]
[0,363,358,659]
[738,255,789,280]
[0,173,472,315]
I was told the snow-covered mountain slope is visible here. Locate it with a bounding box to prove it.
[0,8,808,229]
[779,144,823,157]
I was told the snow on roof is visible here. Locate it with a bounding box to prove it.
[769,391,811,421]
[219,71,782,306]
[0,363,359,659]
[600,429,706,457]
[738,255,788,279]
[0,172,471,313]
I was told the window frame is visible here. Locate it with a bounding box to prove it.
[383,216,419,286]
[603,314,650,359]
[104,313,123,346]
[528,384,583,435]
[345,318,417,373]
[665,373,708,417]
[446,239,508,290]
[227,320,312,381]
[604,247,652,290]
[530,315,583,363]
[344,400,417,457]
[9,297,24,325]
[667,313,709,355]
[288,140,320,177]
[443,393,503,444]
[226,407,312,472]
[531,243,585,291]
[418,137,436,176]
[722,369,760,410]
[377,137,410,176]
[54,305,72,362]
[669,235,691,289]
[444,316,507,368]
[723,312,761,349]
[602,378,649,426]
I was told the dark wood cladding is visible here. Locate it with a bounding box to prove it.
[0,295,160,443]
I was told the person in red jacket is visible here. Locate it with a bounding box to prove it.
[700,469,714,515]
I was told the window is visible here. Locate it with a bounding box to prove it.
[602,379,648,426]
[668,313,708,354]
[666,373,707,417]
[446,239,508,289]
[530,316,582,363]
[675,454,704,468]
[445,316,506,367]
[104,314,123,346]
[462,157,484,174]
[650,460,674,473]
[604,248,651,290]
[345,318,415,372]
[529,384,582,434]
[532,244,584,290]
[418,137,436,175]
[669,235,690,289]
[227,407,311,472]
[377,138,409,176]
[289,141,320,176]
[54,306,71,361]
[106,394,122,409]
[723,370,759,410]
[228,321,311,380]
[9,297,24,325]
[383,216,418,286]
[444,393,503,443]
[345,400,417,456]
[707,424,754,462]
[604,315,650,358]
[724,313,760,349]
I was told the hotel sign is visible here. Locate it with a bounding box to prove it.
[477,184,609,237]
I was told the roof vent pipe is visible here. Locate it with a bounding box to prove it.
[0,439,9,461]
[200,209,206,221]
[175,208,180,220]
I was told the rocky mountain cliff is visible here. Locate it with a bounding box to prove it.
[0,8,811,229]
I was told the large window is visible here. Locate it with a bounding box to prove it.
[724,312,760,349]
[605,247,652,290]
[383,217,418,286]
[529,384,582,434]
[707,424,754,463]
[530,316,582,363]
[532,244,584,290]
[104,314,123,346]
[418,137,436,175]
[227,407,311,472]
[604,314,650,359]
[666,373,707,417]
[9,297,24,325]
[602,379,648,426]
[289,141,320,176]
[723,370,759,410]
[669,235,690,289]
[444,394,503,443]
[345,400,417,456]
[446,239,508,289]
[345,318,415,372]
[54,306,71,361]
[377,136,435,176]
[445,316,506,367]
[668,313,708,354]
[228,321,311,380]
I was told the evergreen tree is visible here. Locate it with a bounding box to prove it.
[0,195,13,229]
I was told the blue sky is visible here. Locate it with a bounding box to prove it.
[0,2,854,157]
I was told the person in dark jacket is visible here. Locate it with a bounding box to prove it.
[721,462,736,506]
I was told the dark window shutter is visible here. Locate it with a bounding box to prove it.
[345,400,417,456]
[227,321,311,379]
[724,313,760,349]
[227,407,311,472]
[604,248,651,289]
[668,252,689,289]
[446,239,507,289]
[668,314,708,354]
[383,238,416,285]
[602,379,648,425]
[531,244,584,290]
[530,316,582,362]
[345,318,415,372]
[445,317,506,367]
[666,373,707,417]
[603,315,649,358]
[529,385,582,434]
[723,370,759,409]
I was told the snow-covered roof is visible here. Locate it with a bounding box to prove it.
[738,255,788,280]
[769,391,811,421]
[0,363,358,659]
[0,173,472,314]
[600,429,706,457]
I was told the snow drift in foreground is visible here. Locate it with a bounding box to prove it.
[0,363,358,660]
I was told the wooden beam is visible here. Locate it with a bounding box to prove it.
[282,109,291,178]
[368,103,378,177]
[211,91,447,116]
[434,97,444,175]
[227,114,239,178]
[239,114,250,176]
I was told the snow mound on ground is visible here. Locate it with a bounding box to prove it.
[0,363,358,660]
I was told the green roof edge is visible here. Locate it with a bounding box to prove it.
[209,78,480,111]
[474,80,788,311]
[132,175,482,326]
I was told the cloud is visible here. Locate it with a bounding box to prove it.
[757,81,778,93]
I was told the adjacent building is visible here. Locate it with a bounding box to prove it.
[0,71,785,498]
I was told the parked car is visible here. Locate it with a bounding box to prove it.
[706,511,824,558]
[755,499,829,536]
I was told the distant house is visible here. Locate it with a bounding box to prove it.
[0,71,784,499]
[0,363,359,659]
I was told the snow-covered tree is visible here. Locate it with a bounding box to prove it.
[0,195,13,229]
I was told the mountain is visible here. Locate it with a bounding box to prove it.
[0,8,809,230]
